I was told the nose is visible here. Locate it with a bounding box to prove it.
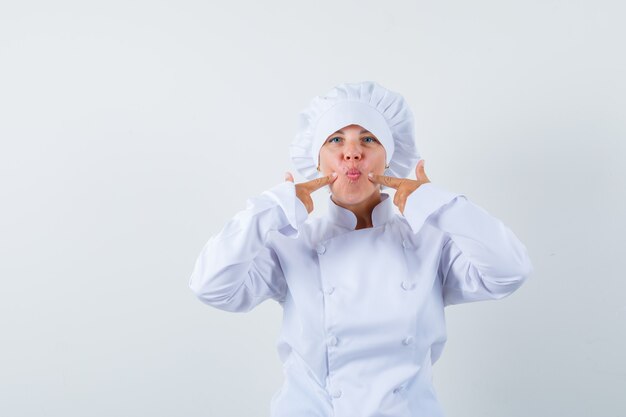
[343,143,362,161]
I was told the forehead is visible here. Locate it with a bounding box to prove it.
[329,124,373,135]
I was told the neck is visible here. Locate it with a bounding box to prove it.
[331,191,382,230]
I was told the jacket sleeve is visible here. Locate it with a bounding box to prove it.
[402,182,533,306]
[188,181,309,313]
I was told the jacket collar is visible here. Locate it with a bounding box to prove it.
[326,192,394,230]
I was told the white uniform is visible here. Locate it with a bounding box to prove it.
[189,181,533,417]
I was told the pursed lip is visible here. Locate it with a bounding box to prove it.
[345,168,361,180]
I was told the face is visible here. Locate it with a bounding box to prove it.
[318,124,387,206]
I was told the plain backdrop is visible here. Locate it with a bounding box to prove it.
[1,1,625,416]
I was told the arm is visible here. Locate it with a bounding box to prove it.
[188,181,308,313]
[403,182,533,306]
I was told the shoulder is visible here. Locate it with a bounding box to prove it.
[267,213,325,246]
[390,213,449,248]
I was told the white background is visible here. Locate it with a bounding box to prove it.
[1,1,625,416]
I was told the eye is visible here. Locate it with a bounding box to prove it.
[327,136,342,143]
[362,136,378,143]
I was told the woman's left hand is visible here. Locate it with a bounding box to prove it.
[367,159,431,214]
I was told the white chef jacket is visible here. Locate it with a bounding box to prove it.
[189,181,533,417]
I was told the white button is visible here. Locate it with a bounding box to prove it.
[316,244,326,255]
[328,335,338,346]
[393,385,405,394]
[401,281,416,290]
[402,336,414,345]
[331,389,342,398]
[325,286,335,295]
[402,239,411,249]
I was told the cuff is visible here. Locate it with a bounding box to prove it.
[403,182,464,234]
[261,181,309,237]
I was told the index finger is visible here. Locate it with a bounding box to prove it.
[367,173,404,189]
[302,172,338,192]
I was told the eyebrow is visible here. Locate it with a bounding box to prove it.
[333,129,372,135]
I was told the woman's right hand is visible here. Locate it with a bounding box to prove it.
[284,171,338,213]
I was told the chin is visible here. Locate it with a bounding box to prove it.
[331,182,380,206]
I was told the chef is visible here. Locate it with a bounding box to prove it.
[189,81,533,417]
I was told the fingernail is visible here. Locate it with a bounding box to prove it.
[332,172,337,177]
[368,172,373,177]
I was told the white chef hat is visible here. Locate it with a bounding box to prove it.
[290,81,420,180]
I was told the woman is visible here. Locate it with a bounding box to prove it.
[189,81,533,417]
